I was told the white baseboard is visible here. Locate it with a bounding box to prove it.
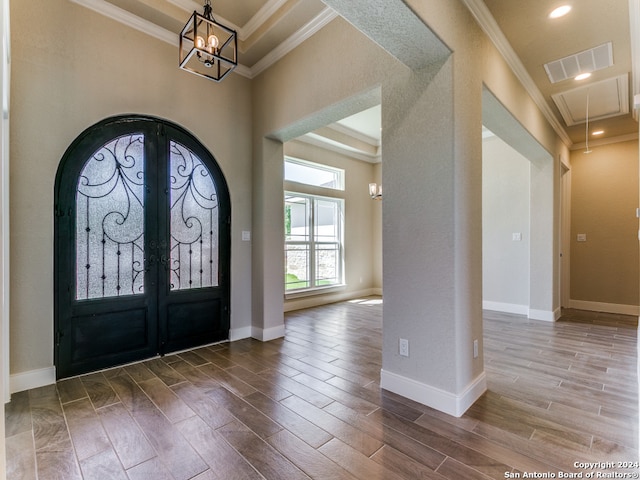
[10,366,56,394]
[568,300,640,316]
[252,324,285,342]
[483,301,559,322]
[528,308,557,322]
[380,369,486,418]
[229,326,252,341]
[284,288,381,312]
[482,301,528,315]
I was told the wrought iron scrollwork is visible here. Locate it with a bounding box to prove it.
[76,134,145,299]
[169,141,219,290]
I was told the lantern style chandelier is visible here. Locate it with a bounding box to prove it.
[179,0,237,82]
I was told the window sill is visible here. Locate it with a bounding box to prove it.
[284,284,346,300]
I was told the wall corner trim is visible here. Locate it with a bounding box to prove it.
[229,326,252,341]
[380,369,487,418]
[10,367,56,394]
[251,324,285,342]
[528,309,557,322]
[482,301,529,316]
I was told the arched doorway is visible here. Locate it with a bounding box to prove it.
[54,115,231,379]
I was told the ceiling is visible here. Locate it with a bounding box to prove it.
[478,0,638,148]
[72,0,638,155]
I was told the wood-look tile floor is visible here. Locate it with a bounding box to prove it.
[5,298,639,479]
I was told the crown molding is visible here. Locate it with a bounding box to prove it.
[71,0,178,45]
[248,7,338,79]
[296,134,381,164]
[327,123,380,147]
[461,0,572,147]
[69,0,336,80]
[241,0,290,41]
[164,0,241,32]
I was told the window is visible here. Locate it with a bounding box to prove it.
[285,157,344,190]
[284,193,344,291]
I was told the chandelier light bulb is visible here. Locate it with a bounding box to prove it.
[208,34,219,50]
[195,35,206,49]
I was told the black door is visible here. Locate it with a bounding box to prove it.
[55,115,230,379]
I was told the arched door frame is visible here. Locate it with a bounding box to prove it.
[54,114,231,378]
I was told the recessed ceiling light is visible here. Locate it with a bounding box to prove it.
[549,5,572,18]
[575,72,591,81]
[592,130,604,136]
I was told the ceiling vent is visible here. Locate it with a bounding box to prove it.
[544,42,613,83]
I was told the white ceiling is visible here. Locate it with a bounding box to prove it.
[71,0,639,155]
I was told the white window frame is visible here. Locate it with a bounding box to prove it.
[284,192,345,295]
[284,156,345,191]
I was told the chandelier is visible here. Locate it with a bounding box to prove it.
[179,0,237,82]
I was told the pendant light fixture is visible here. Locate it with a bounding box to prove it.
[179,0,237,82]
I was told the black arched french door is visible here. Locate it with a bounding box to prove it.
[54,115,230,379]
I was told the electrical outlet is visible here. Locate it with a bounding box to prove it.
[399,338,409,357]
[473,339,478,358]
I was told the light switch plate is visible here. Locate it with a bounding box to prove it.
[242,230,251,241]
[577,233,587,242]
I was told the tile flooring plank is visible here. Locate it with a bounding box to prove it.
[176,350,210,367]
[29,385,72,452]
[267,429,359,480]
[4,390,32,437]
[5,430,37,480]
[243,391,333,449]
[80,372,120,409]
[281,394,383,456]
[137,376,195,423]
[35,448,83,480]
[108,371,208,480]
[62,397,111,461]
[323,400,447,471]
[122,362,156,383]
[176,415,263,479]
[125,457,175,480]
[206,386,283,439]
[56,378,88,405]
[78,447,128,480]
[170,381,236,429]
[435,457,496,480]
[371,408,511,479]
[259,369,334,408]
[289,372,378,415]
[97,402,156,469]
[169,358,221,390]
[142,358,187,387]
[218,419,311,480]
[370,444,448,480]
[198,363,257,397]
[226,365,293,401]
[318,437,405,480]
